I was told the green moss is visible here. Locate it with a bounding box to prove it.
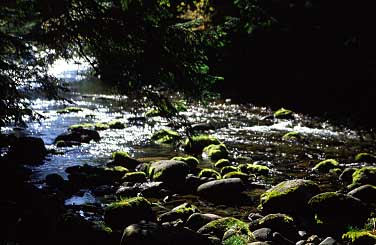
[239,164,270,175]
[94,122,109,130]
[329,168,342,175]
[171,156,199,168]
[112,151,130,161]
[259,213,294,226]
[223,171,249,180]
[355,153,376,163]
[184,134,221,153]
[312,159,339,173]
[282,131,302,140]
[173,203,199,215]
[214,159,231,168]
[106,196,150,210]
[274,108,293,119]
[57,106,83,114]
[221,166,238,175]
[342,230,376,244]
[151,129,181,144]
[108,120,125,129]
[349,167,376,189]
[203,143,228,160]
[198,168,221,179]
[145,108,162,117]
[223,234,248,245]
[69,123,94,130]
[122,171,147,182]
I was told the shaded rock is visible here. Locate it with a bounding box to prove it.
[312,159,339,173]
[116,181,165,198]
[272,232,294,244]
[56,106,82,114]
[121,172,147,183]
[149,160,190,188]
[214,159,231,168]
[203,143,229,161]
[6,137,47,165]
[339,167,357,183]
[183,135,221,154]
[110,151,141,169]
[45,173,65,189]
[56,140,81,147]
[171,156,199,169]
[186,213,222,231]
[199,168,221,180]
[221,166,238,175]
[197,178,245,202]
[355,153,376,163]
[104,197,154,230]
[252,228,273,241]
[197,217,255,242]
[120,221,165,245]
[308,192,370,233]
[192,122,215,131]
[54,128,100,144]
[158,203,199,223]
[349,167,376,189]
[259,179,320,215]
[94,122,109,130]
[348,184,376,205]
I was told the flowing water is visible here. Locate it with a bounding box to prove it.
[2,60,375,219]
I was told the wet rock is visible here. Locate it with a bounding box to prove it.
[197,178,245,201]
[121,172,147,183]
[312,159,339,173]
[348,184,376,205]
[214,159,231,168]
[109,151,141,169]
[158,203,199,223]
[183,134,221,154]
[306,234,320,244]
[45,173,65,189]
[282,131,302,140]
[197,217,255,243]
[116,181,165,198]
[355,152,376,163]
[186,213,222,231]
[273,108,294,119]
[94,122,109,130]
[308,192,369,233]
[252,228,273,241]
[348,167,376,189]
[248,213,264,222]
[203,143,229,161]
[104,197,154,230]
[149,160,190,188]
[108,120,125,129]
[199,168,221,179]
[152,129,181,144]
[171,156,199,169]
[339,167,357,183]
[272,232,294,244]
[319,236,337,245]
[222,171,250,181]
[238,164,270,175]
[56,106,82,114]
[191,122,215,131]
[120,221,165,245]
[54,127,100,144]
[341,230,376,245]
[6,137,47,165]
[55,140,81,147]
[221,166,238,175]
[259,179,320,216]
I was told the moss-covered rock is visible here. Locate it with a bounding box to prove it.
[149,160,190,187]
[158,203,200,223]
[171,156,199,169]
[214,159,231,168]
[259,179,320,215]
[222,171,249,181]
[183,135,221,154]
[251,213,297,240]
[339,167,357,183]
[203,144,229,161]
[312,159,339,173]
[145,108,162,117]
[55,140,81,147]
[151,129,181,144]
[308,192,369,232]
[349,167,376,189]
[108,120,125,129]
[274,108,293,119]
[111,151,140,169]
[282,131,302,140]
[57,106,83,114]
[186,213,222,231]
[198,168,221,180]
[69,123,94,130]
[348,185,376,205]
[104,197,154,230]
[239,164,270,175]
[54,128,100,144]
[94,122,109,130]
[197,217,255,243]
[355,153,376,163]
[122,172,147,183]
[221,166,238,175]
[342,230,376,245]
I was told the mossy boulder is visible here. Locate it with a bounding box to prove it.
[342,230,376,245]
[152,129,181,144]
[222,171,249,181]
[198,168,221,180]
[339,167,357,183]
[251,213,297,241]
[214,159,231,168]
[57,106,83,114]
[312,159,339,173]
[273,108,293,119]
[197,178,245,201]
[158,203,200,223]
[111,151,140,169]
[186,213,222,231]
[94,122,109,130]
[282,131,302,140]
[203,144,229,161]
[348,185,376,205]
[149,160,190,187]
[355,153,376,163]
[171,156,199,169]
[259,179,320,215]
[221,166,238,175]
[197,217,256,243]
[239,164,270,175]
[54,127,100,144]
[349,167,376,189]
[184,135,221,154]
[308,192,370,232]
[104,197,154,230]
[108,120,125,129]
[122,172,147,183]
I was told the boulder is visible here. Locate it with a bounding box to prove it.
[214,159,231,168]
[54,128,100,144]
[110,151,141,169]
[199,168,221,180]
[108,120,125,129]
[220,166,238,175]
[104,197,154,230]
[6,137,47,165]
[120,221,165,245]
[349,167,376,189]
[121,172,147,183]
[222,171,250,181]
[158,203,199,223]
[312,159,339,173]
[149,160,190,187]
[238,164,270,175]
[186,213,222,231]
[339,167,357,183]
[348,184,376,205]
[252,228,273,242]
[183,135,221,154]
[171,156,199,169]
[152,129,181,144]
[203,144,229,161]
[197,178,245,201]
[259,179,320,215]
